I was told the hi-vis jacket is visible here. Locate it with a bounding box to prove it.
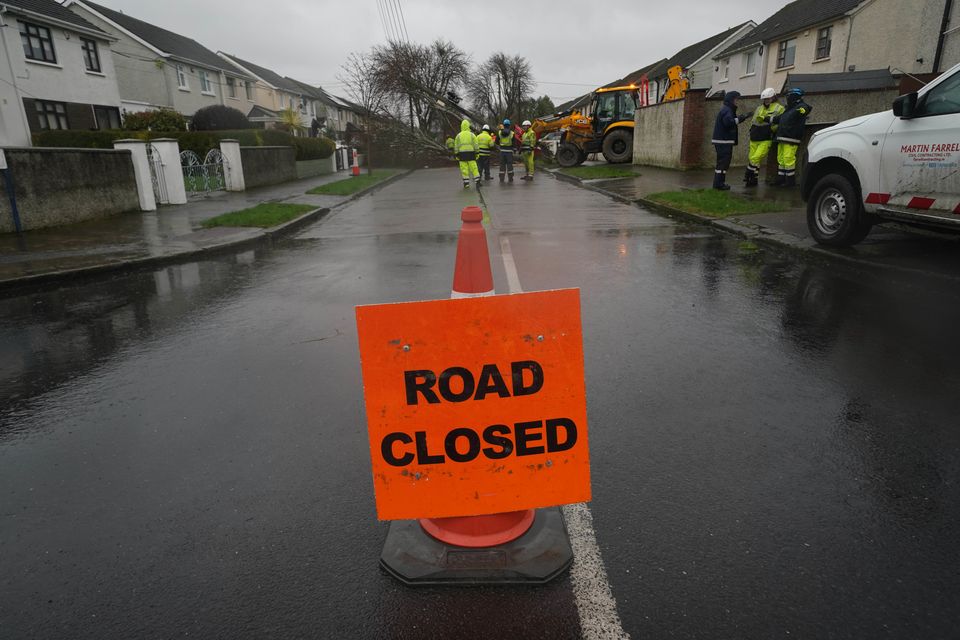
[521,128,537,152]
[453,119,478,154]
[774,100,813,144]
[749,102,786,142]
[497,128,516,150]
[477,131,494,156]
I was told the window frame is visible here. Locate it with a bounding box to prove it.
[226,76,236,98]
[176,64,189,90]
[198,70,214,95]
[81,37,101,73]
[19,21,57,64]
[721,58,730,81]
[35,100,69,130]
[743,50,757,76]
[245,81,254,100]
[815,26,833,60]
[777,38,797,69]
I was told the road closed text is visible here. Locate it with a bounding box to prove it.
[382,361,577,466]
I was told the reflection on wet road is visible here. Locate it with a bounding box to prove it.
[1,170,958,639]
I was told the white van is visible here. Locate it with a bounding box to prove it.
[803,62,960,245]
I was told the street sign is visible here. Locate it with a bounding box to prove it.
[356,289,591,520]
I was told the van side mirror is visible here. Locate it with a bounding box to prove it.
[893,92,918,118]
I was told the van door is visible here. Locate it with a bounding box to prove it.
[879,71,960,222]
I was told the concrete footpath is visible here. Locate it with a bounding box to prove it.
[552,165,960,281]
[0,170,407,291]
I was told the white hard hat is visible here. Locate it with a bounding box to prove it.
[522,120,532,126]
[482,124,490,130]
[760,87,776,100]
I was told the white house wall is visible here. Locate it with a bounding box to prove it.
[0,10,121,145]
[711,46,766,96]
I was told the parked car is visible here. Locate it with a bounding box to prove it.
[803,62,960,245]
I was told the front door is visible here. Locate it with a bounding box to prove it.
[593,92,617,135]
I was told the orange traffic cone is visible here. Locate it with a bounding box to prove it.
[450,206,494,298]
[351,148,360,176]
[417,205,534,548]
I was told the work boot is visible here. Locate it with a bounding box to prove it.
[771,173,786,187]
[712,171,726,190]
[743,168,752,183]
[499,174,505,183]
[485,175,493,181]
[508,174,514,183]
[745,174,758,187]
[785,175,797,188]
[475,178,482,188]
[463,180,470,189]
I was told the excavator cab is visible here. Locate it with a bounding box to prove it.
[589,90,637,134]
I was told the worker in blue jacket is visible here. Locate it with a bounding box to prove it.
[711,90,749,190]
[771,88,813,187]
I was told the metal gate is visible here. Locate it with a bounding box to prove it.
[181,149,225,197]
[146,143,169,205]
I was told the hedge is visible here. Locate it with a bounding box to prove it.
[32,129,336,161]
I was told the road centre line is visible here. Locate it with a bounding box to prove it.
[495,231,630,640]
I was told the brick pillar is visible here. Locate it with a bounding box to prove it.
[680,89,707,169]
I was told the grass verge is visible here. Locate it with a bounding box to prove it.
[647,189,785,218]
[307,169,402,196]
[201,203,315,228]
[559,165,639,180]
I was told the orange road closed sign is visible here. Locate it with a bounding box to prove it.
[356,289,591,521]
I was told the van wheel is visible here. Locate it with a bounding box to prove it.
[806,174,873,246]
[601,129,633,163]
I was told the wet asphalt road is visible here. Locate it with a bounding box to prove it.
[2,169,959,639]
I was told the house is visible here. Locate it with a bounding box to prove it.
[0,0,122,146]
[646,22,756,102]
[65,0,255,119]
[713,0,960,98]
[216,53,309,133]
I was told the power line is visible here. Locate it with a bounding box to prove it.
[391,0,410,42]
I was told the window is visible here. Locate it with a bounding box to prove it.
[744,50,757,76]
[245,81,253,100]
[227,76,236,98]
[199,70,213,94]
[93,105,121,130]
[917,71,960,116]
[176,64,188,89]
[816,26,833,60]
[19,21,56,63]
[81,38,101,72]
[299,97,307,113]
[777,38,797,69]
[721,58,730,81]
[35,100,68,130]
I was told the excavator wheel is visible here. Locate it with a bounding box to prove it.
[557,143,581,168]
[602,129,633,164]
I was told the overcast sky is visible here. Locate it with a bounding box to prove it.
[91,0,782,104]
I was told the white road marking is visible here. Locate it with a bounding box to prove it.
[498,235,524,296]
[496,235,630,640]
[562,503,631,640]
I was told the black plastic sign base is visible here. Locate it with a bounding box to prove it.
[380,507,573,586]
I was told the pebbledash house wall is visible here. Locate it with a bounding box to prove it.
[0,147,140,232]
[239,146,296,189]
[634,87,901,171]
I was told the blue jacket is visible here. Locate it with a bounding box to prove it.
[712,92,745,146]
